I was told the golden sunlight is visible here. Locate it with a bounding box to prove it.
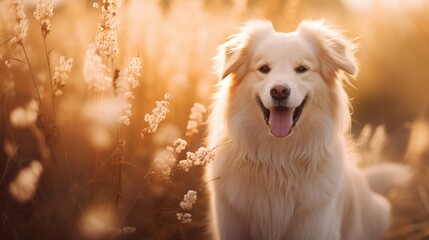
[1,0,428,239]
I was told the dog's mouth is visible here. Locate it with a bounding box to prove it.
[257,96,307,138]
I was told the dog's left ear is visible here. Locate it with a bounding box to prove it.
[215,20,274,81]
[297,20,358,81]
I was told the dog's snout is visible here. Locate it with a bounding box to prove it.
[270,85,291,101]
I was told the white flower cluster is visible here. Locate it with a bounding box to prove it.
[186,103,206,138]
[171,138,187,153]
[33,0,53,38]
[94,0,121,58]
[152,148,176,180]
[83,45,112,91]
[179,190,197,210]
[52,56,73,96]
[10,99,39,128]
[177,190,197,224]
[153,138,186,180]
[126,57,141,88]
[116,56,142,125]
[176,213,192,224]
[10,0,28,47]
[143,93,172,135]
[178,146,215,172]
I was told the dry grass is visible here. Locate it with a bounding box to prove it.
[0,0,429,239]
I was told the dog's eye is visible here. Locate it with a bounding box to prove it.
[294,65,309,74]
[258,65,271,74]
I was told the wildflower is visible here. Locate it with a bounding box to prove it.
[185,103,207,138]
[52,56,73,96]
[180,190,197,210]
[126,57,141,88]
[33,0,53,38]
[176,213,192,224]
[83,45,112,91]
[10,99,39,128]
[9,160,43,203]
[152,137,186,179]
[94,0,121,58]
[116,56,141,125]
[9,0,28,47]
[178,146,215,172]
[117,103,132,126]
[172,138,187,153]
[142,93,172,136]
[178,158,193,173]
[115,70,133,125]
[152,149,176,180]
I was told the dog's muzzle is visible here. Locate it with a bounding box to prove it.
[257,96,306,138]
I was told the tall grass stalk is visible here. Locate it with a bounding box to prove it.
[42,39,56,120]
[34,0,73,182]
[20,43,47,123]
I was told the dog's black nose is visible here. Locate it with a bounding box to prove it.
[270,85,290,101]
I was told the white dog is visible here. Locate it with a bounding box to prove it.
[206,20,405,240]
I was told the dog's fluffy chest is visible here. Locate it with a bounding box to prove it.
[209,143,344,239]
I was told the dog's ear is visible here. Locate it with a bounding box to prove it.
[215,20,274,81]
[297,20,358,81]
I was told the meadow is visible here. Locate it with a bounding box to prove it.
[1,0,429,239]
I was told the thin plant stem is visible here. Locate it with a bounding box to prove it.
[21,43,47,122]
[114,125,120,206]
[121,136,144,182]
[129,138,143,163]
[0,36,14,48]
[0,155,15,186]
[58,131,71,181]
[112,64,122,208]
[114,142,123,207]
[42,37,56,121]
[119,172,154,226]
[41,35,72,181]
[91,90,99,201]
[92,149,99,201]
[0,63,6,96]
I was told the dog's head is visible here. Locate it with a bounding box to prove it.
[216,20,357,139]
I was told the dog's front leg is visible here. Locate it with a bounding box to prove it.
[287,203,341,240]
[210,194,249,240]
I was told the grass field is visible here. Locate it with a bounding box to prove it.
[1,0,429,239]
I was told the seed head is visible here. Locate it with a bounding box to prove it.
[33,0,53,38]
[10,0,28,47]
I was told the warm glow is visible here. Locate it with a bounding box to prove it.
[1,0,428,238]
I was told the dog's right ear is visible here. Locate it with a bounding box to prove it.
[215,20,274,81]
[297,20,358,81]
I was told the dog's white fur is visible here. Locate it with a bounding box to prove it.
[206,20,393,240]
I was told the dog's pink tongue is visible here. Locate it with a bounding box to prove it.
[269,107,293,138]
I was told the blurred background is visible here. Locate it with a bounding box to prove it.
[1,0,429,239]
